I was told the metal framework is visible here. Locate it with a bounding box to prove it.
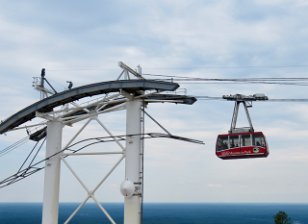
[0,62,202,224]
[223,94,268,133]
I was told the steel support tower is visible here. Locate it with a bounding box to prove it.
[0,62,201,224]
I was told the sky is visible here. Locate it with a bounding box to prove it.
[0,0,308,204]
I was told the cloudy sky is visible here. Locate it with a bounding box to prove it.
[1,0,308,204]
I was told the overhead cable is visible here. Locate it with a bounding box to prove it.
[143,73,308,86]
[195,96,308,102]
[0,136,29,157]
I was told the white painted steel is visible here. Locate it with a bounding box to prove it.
[96,117,125,150]
[124,100,143,224]
[62,156,124,224]
[6,64,198,224]
[63,118,92,149]
[62,151,124,156]
[42,121,63,224]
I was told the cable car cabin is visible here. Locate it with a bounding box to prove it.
[216,132,269,159]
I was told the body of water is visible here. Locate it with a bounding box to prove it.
[0,203,307,224]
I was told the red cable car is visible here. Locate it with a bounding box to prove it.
[216,94,269,160]
[216,131,268,159]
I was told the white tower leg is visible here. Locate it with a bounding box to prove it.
[124,100,142,224]
[42,121,63,224]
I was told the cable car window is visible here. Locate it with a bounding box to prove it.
[241,134,251,146]
[229,135,239,148]
[216,135,228,151]
[253,134,265,147]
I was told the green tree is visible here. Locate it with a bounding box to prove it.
[274,211,292,224]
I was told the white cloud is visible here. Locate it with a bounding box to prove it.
[0,0,308,205]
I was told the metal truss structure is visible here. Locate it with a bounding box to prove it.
[0,62,203,224]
